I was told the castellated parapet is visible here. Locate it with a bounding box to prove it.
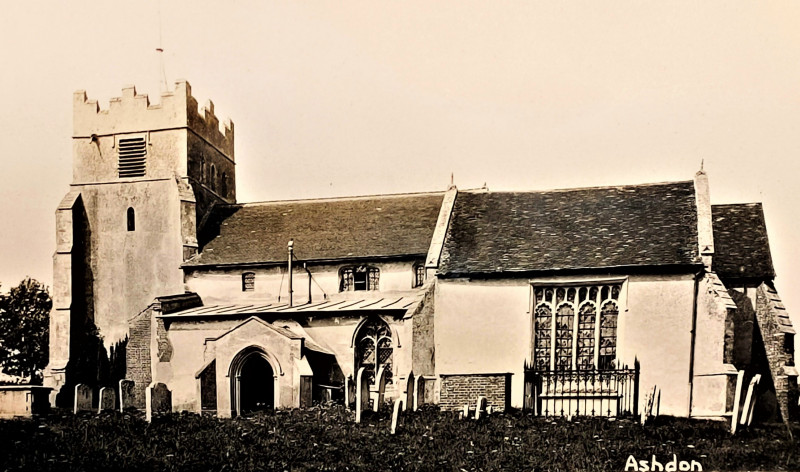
[73,80,234,158]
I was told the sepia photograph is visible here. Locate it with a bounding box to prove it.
[1,1,800,470]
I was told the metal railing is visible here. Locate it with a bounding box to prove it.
[524,362,639,417]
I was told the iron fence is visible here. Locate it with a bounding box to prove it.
[524,362,639,417]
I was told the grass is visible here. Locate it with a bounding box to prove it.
[1,405,799,471]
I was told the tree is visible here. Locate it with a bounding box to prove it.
[0,277,51,383]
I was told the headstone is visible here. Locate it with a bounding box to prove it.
[405,372,415,412]
[119,379,135,412]
[390,397,405,434]
[373,366,387,413]
[486,405,493,415]
[344,376,351,410]
[355,367,369,423]
[146,382,172,422]
[474,396,487,420]
[74,384,92,414]
[462,404,469,419]
[98,387,116,413]
[740,374,762,426]
[731,370,745,434]
[413,375,425,411]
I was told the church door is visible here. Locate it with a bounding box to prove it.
[237,353,274,415]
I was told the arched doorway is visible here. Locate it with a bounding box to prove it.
[230,347,277,416]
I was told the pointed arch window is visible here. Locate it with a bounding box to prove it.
[126,207,135,231]
[210,164,217,192]
[221,172,228,198]
[532,283,622,371]
[354,318,393,385]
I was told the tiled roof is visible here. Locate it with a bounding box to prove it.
[439,181,700,275]
[712,203,775,280]
[185,192,444,267]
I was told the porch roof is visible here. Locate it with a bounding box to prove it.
[156,296,421,320]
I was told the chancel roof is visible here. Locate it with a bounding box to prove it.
[711,203,775,280]
[438,180,700,276]
[185,192,444,267]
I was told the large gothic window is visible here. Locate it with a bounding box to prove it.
[354,318,393,385]
[532,283,622,371]
[340,266,380,292]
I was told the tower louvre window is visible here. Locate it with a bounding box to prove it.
[118,137,147,178]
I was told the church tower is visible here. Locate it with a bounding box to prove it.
[44,81,235,404]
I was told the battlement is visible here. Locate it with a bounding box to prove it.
[73,80,234,158]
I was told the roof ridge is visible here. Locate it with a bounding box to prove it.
[460,179,694,195]
[231,190,446,207]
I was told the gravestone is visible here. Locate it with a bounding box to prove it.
[391,397,405,434]
[344,376,351,410]
[74,384,92,414]
[474,396,487,420]
[146,382,172,422]
[405,372,415,412]
[413,375,425,411]
[98,387,116,413]
[462,404,469,419]
[740,374,762,427]
[731,371,745,434]
[119,379,135,412]
[373,366,387,413]
[355,367,369,423]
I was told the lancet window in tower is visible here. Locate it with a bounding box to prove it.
[118,137,147,178]
[532,283,623,371]
[126,207,135,232]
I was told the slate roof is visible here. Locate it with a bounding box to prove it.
[438,181,700,275]
[185,192,444,267]
[712,203,775,280]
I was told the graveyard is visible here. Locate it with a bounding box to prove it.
[1,404,799,471]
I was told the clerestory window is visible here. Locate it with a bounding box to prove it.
[533,283,622,371]
[413,262,425,288]
[340,266,380,292]
[242,272,255,292]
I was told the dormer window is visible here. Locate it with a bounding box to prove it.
[340,266,380,292]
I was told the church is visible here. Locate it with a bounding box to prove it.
[43,81,797,422]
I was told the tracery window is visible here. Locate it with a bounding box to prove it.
[340,266,380,292]
[354,318,393,385]
[533,283,622,371]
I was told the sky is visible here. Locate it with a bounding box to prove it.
[1,2,799,334]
